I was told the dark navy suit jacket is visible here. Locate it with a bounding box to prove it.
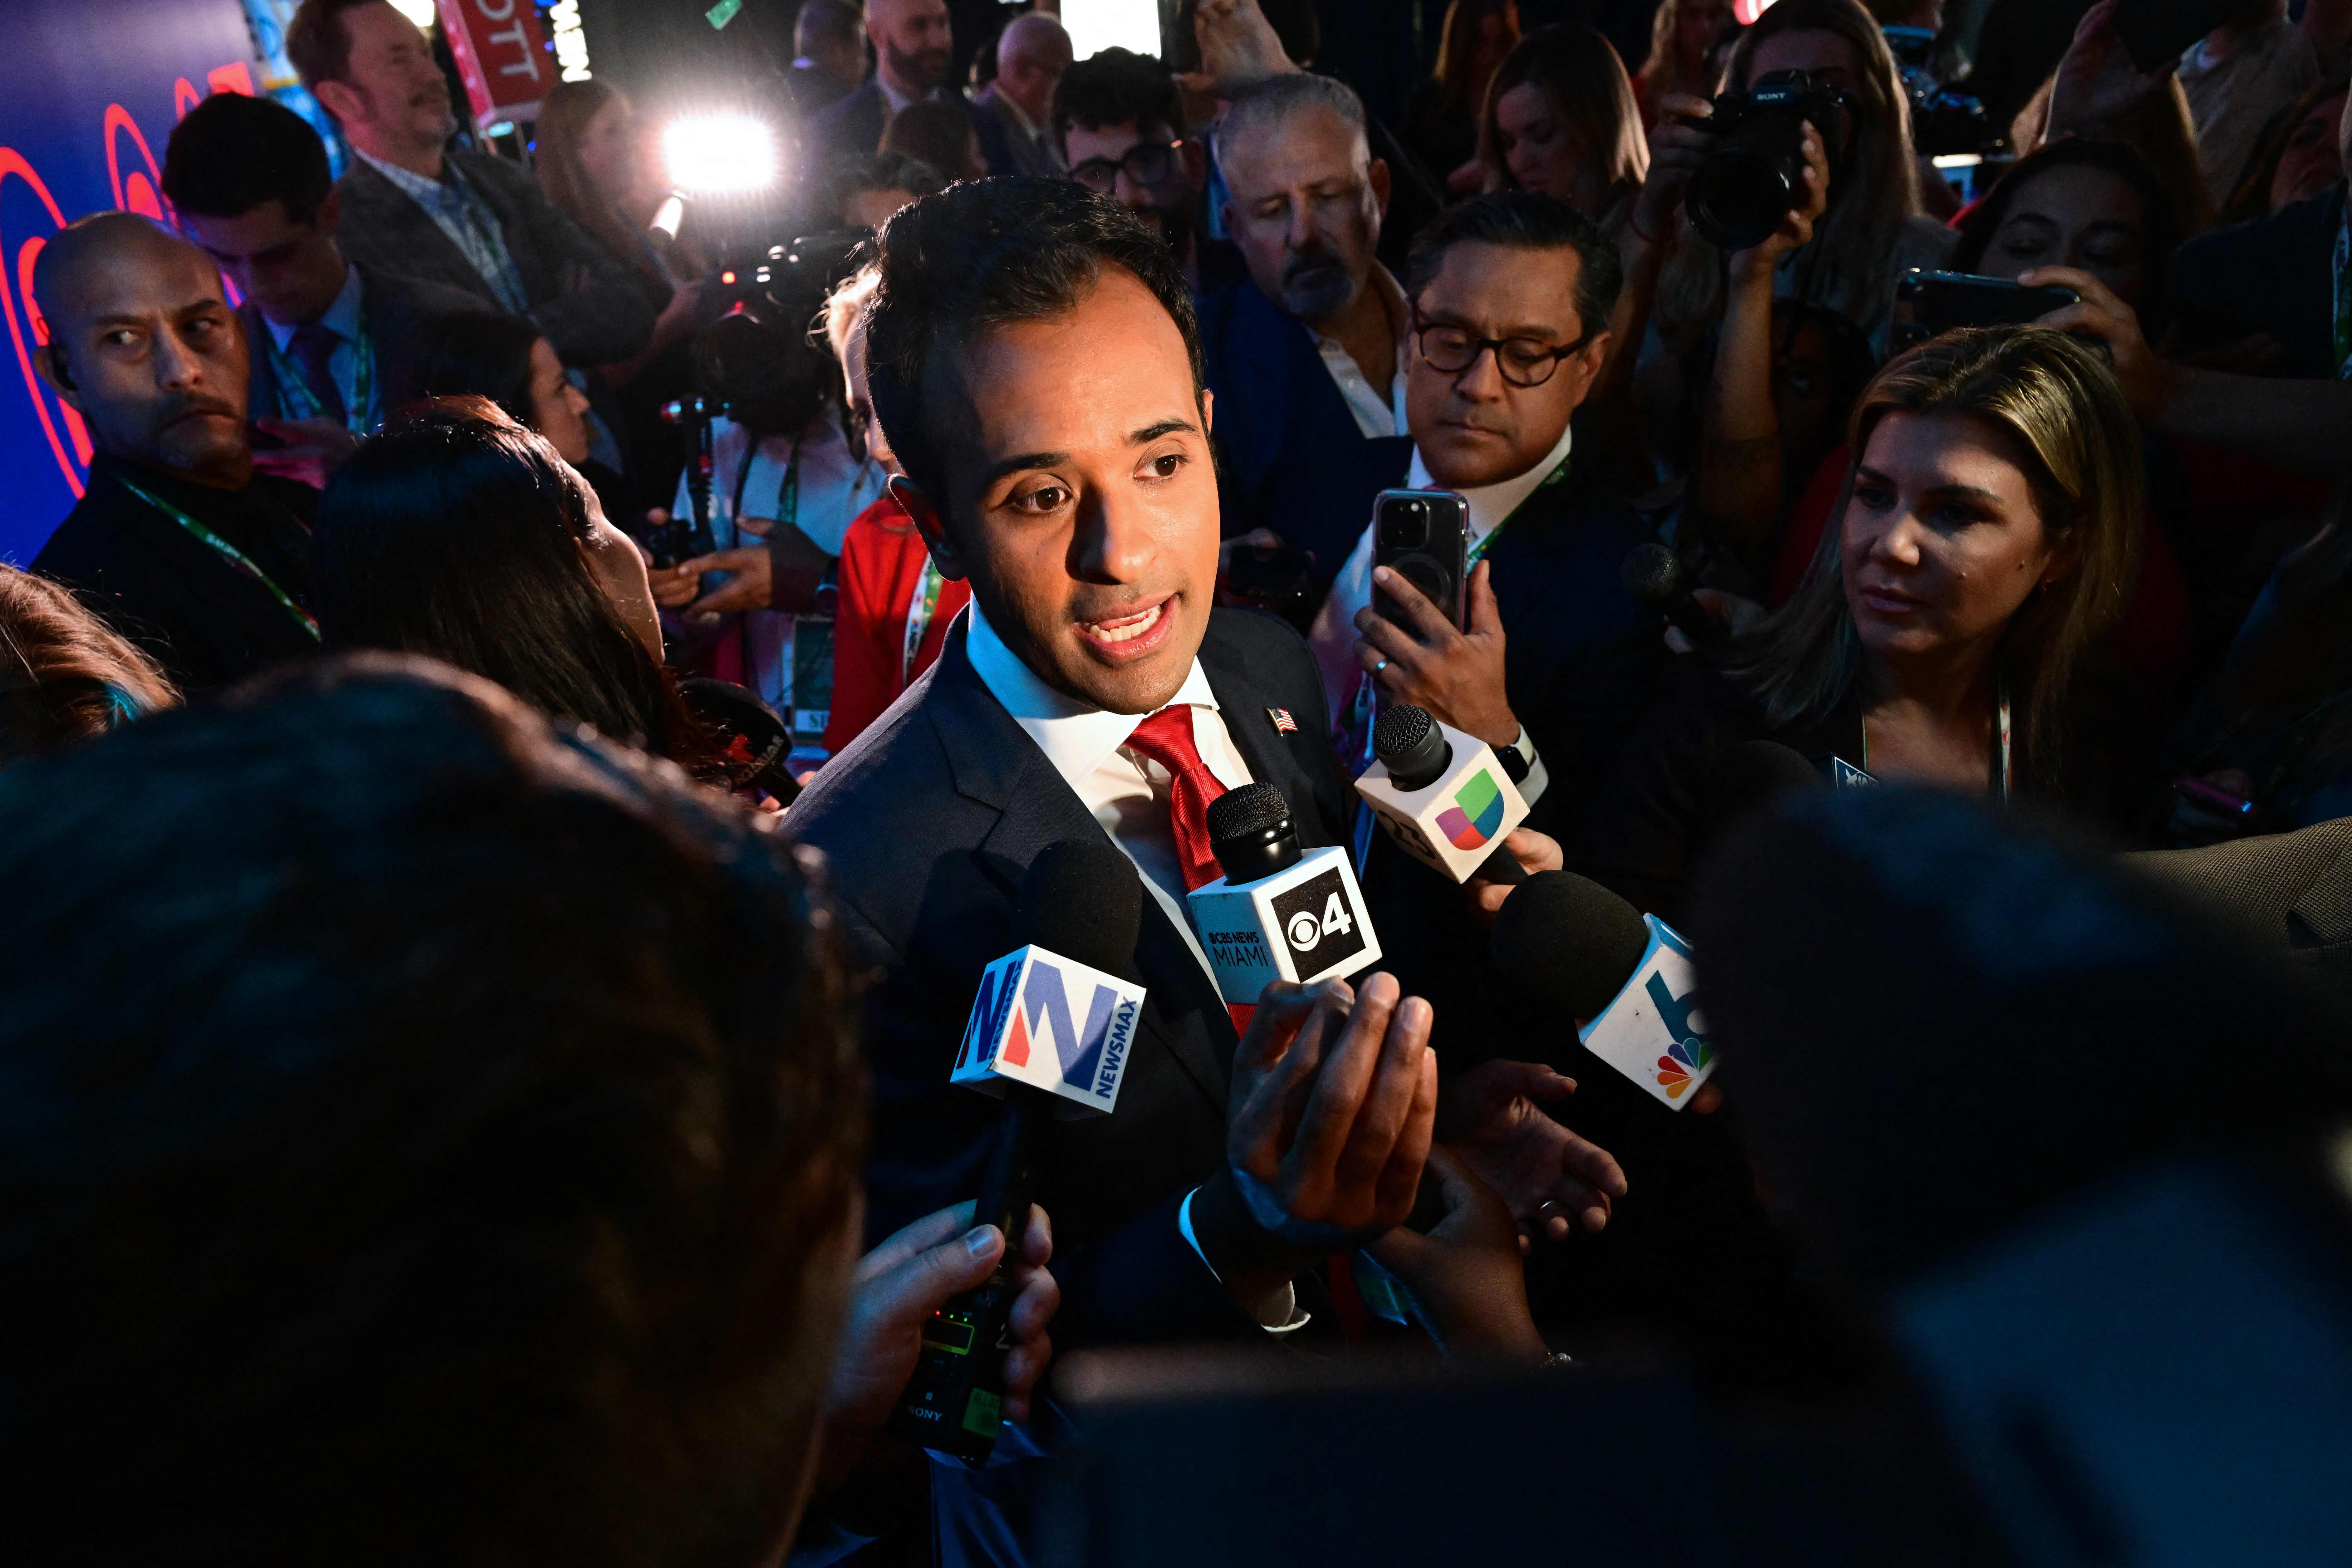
[787,606,1351,1349]
[1195,274,1413,602]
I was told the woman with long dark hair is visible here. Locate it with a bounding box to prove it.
[1575,327,2147,920]
[311,397,717,773]
[1401,0,1521,192]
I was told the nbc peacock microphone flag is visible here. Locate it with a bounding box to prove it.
[892,839,1146,1462]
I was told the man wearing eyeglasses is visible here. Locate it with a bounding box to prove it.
[1053,47,1208,277]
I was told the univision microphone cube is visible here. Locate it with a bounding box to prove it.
[950,947,1145,1114]
[1186,783,1382,1004]
[1353,709,1530,883]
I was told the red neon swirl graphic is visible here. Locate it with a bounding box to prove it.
[104,104,172,226]
[0,149,84,497]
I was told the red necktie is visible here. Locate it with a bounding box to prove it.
[1122,707,1254,1036]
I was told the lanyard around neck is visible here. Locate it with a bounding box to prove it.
[902,553,947,684]
[114,474,320,641]
[1464,452,1572,566]
[732,434,803,539]
[263,301,374,436]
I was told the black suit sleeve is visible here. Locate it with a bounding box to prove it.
[471,156,657,367]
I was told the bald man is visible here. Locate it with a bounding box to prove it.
[30,213,321,692]
[973,13,1072,177]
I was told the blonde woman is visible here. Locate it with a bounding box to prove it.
[1475,23,1650,221]
[0,567,176,763]
[1573,327,2147,919]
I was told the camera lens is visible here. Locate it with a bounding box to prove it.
[1380,499,1431,549]
[1688,147,1795,252]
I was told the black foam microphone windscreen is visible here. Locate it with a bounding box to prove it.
[1490,870,1653,1019]
[1019,838,1144,981]
[1622,541,1729,650]
[678,677,801,803]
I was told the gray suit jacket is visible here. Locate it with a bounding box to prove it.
[330,149,655,368]
[2125,817,2352,1017]
[972,85,1063,177]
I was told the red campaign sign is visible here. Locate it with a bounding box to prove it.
[437,0,551,126]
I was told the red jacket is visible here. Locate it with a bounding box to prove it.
[821,494,971,756]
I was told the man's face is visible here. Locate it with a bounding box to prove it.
[1405,240,1606,490]
[180,196,346,328]
[872,0,953,94]
[1218,106,1386,326]
[38,233,250,485]
[324,3,454,154]
[1066,121,1197,252]
[917,269,1219,713]
[996,31,1072,123]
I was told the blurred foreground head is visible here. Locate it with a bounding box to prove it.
[0,654,866,1566]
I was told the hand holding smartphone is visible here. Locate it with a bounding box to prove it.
[1372,490,1471,631]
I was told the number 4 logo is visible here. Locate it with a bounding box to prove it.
[1321,892,1351,937]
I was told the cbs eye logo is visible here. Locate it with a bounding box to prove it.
[1271,868,1365,970]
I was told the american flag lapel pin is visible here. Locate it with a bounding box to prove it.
[1267,706,1299,735]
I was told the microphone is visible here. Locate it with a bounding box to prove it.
[1352,704,1532,884]
[678,677,802,805]
[1491,870,1719,1110]
[1186,782,1382,1003]
[894,839,1147,1460]
[1622,542,1728,652]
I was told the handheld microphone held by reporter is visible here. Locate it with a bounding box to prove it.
[1492,871,1719,1110]
[892,840,1146,1460]
[1622,542,1729,653]
[1353,705,1532,884]
[1186,784,1381,1003]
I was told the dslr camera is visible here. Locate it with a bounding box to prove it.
[1686,70,1854,252]
[1883,24,1999,161]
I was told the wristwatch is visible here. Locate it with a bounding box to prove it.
[1493,735,1533,786]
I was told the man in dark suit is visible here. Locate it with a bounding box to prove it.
[162,91,478,485]
[1199,73,1415,604]
[284,0,652,369]
[29,215,320,692]
[971,12,1071,178]
[782,0,867,120]
[804,0,970,194]
[1313,191,1665,1059]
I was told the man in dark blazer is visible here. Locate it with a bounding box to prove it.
[285,0,652,369]
[1198,74,1415,603]
[162,91,478,479]
[804,0,972,200]
[970,13,1071,178]
[30,215,320,692]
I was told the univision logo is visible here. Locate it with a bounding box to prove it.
[1436,768,1505,850]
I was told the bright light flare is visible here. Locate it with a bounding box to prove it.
[663,115,780,196]
[388,0,438,27]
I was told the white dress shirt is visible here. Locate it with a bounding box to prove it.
[1311,263,1412,440]
[1306,422,1576,799]
[964,600,1307,1330]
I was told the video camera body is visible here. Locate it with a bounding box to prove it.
[1686,70,1855,252]
[1882,24,1999,161]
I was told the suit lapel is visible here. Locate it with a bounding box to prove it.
[921,625,1236,1107]
[1197,615,1337,849]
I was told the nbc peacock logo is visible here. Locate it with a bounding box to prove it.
[1435,768,1506,850]
[1654,1036,1713,1099]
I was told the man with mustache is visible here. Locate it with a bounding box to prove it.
[30,214,322,692]
[284,0,653,370]
[805,0,977,203]
[1196,73,1415,607]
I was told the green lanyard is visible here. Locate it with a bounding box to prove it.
[263,304,375,437]
[115,474,321,642]
[902,554,947,684]
[731,434,802,541]
[1465,451,1573,566]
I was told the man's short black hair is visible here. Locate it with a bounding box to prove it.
[162,91,335,226]
[1405,189,1625,344]
[1051,46,1182,151]
[0,654,867,1566]
[795,0,860,51]
[865,176,1205,517]
[285,0,384,96]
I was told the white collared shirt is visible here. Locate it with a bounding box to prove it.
[964,599,1306,1331]
[1310,263,1411,439]
[1305,422,1575,796]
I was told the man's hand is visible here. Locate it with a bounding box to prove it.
[2047,0,2175,140]
[1367,1146,1545,1357]
[1468,828,1561,922]
[249,415,359,489]
[1355,559,1519,747]
[2022,264,2173,418]
[1728,120,1827,282]
[1177,0,1301,98]
[667,546,772,618]
[1192,975,1437,1307]
[1630,93,1715,244]
[1438,1059,1626,1243]
[820,1201,1057,1480]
